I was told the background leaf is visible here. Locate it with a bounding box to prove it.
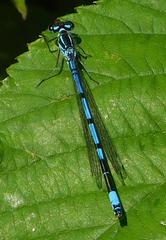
[0,0,166,239]
[11,0,27,19]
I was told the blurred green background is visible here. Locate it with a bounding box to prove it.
[0,0,95,80]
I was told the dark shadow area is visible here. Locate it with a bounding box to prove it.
[0,0,96,79]
[119,209,128,227]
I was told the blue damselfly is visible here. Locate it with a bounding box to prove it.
[38,19,126,218]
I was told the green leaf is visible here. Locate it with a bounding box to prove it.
[0,0,166,239]
[11,0,27,19]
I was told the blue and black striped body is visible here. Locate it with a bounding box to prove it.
[69,59,122,217]
[48,20,123,217]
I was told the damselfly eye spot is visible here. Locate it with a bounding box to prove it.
[64,21,74,31]
[49,24,60,32]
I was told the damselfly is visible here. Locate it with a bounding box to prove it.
[39,19,126,218]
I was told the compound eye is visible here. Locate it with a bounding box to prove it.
[49,24,60,32]
[64,21,74,31]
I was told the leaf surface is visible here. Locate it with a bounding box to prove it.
[0,0,166,239]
